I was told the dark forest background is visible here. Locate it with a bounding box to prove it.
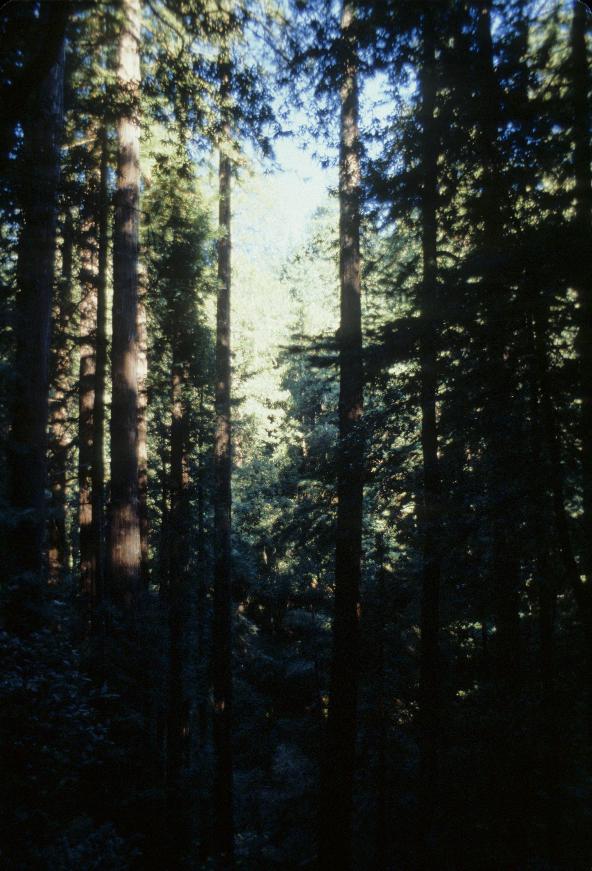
[1,0,592,868]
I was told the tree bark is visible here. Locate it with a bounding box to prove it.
[474,2,524,861]
[48,210,73,583]
[374,535,388,871]
[137,263,150,589]
[166,340,191,863]
[79,169,99,603]
[0,2,68,166]
[109,0,142,609]
[417,8,442,865]
[318,4,363,868]
[7,36,65,585]
[197,386,210,867]
[475,0,522,691]
[212,64,235,869]
[92,127,110,615]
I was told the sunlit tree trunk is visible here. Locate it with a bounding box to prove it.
[137,263,149,588]
[79,170,99,603]
[7,36,65,586]
[417,8,442,865]
[319,4,363,868]
[92,127,110,614]
[48,210,73,582]
[109,0,141,608]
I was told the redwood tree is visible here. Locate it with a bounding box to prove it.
[318,3,364,867]
[7,35,65,588]
[48,210,73,583]
[109,0,142,608]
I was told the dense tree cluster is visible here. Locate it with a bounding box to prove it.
[1,1,591,869]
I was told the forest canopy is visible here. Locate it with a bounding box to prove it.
[1,0,592,869]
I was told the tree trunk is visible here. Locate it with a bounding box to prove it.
[318,4,363,868]
[92,127,110,616]
[0,2,68,166]
[475,0,522,691]
[374,536,388,871]
[417,8,442,865]
[109,0,141,609]
[79,171,99,603]
[212,65,234,869]
[197,386,210,866]
[475,2,524,861]
[166,342,190,864]
[158,451,170,600]
[48,210,73,583]
[137,263,150,589]
[7,36,65,586]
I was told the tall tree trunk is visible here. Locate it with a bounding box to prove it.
[318,4,363,868]
[137,263,149,588]
[475,2,524,861]
[0,2,67,166]
[48,210,73,583]
[166,341,190,864]
[571,0,592,605]
[7,36,65,588]
[475,0,521,692]
[197,386,210,866]
[79,171,99,603]
[92,127,110,616]
[158,450,170,600]
[212,66,234,867]
[374,535,388,871]
[109,0,141,609]
[417,8,442,865]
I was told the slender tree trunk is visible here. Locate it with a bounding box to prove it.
[159,452,170,600]
[48,211,73,582]
[166,342,190,864]
[474,3,524,863]
[197,386,210,866]
[417,10,442,866]
[92,127,109,615]
[79,172,99,603]
[375,535,388,871]
[137,263,150,588]
[318,4,363,868]
[109,0,141,609]
[571,0,592,593]
[475,0,522,691]
[7,37,65,587]
[212,72,234,867]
